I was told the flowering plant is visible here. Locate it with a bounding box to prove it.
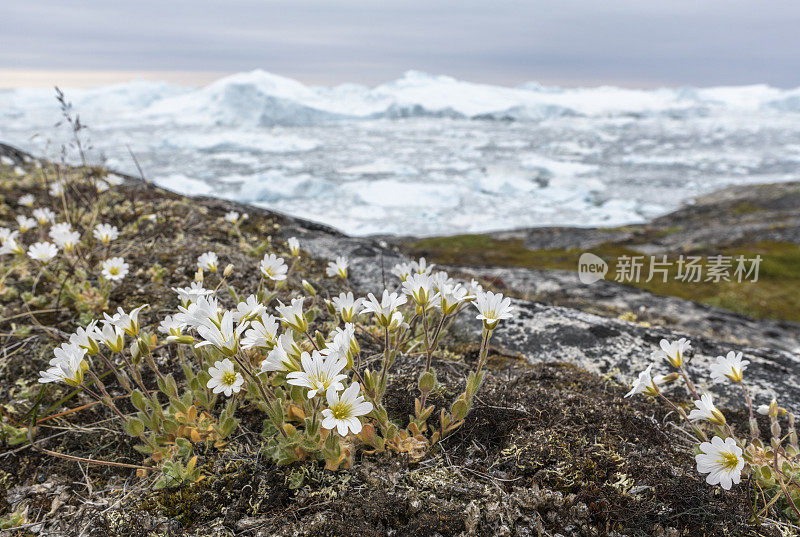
[626,338,800,521]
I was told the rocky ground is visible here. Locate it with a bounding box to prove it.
[0,143,798,536]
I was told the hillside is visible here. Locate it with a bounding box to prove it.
[0,143,797,536]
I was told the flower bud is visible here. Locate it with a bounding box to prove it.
[302,279,317,296]
[223,264,234,278]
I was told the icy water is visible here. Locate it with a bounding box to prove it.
[2,70,799,236]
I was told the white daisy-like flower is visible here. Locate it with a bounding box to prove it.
[158,315,187,342]
[287,237,300,257]
[232,294,266,323]
[286,350,348,398]
[402,272,437,308]
[17,215,36,233]
[224,211,240,223]
[39,343,86,386]
[391,262,413,281]
[195,310,245,356]
[260,333,300,373]
[103,305,148,337]
[93,223,119,244]
[32,207,56,225]
[652,338,691,368]
[430,270,453,292]
[176,295,220,329]
[98,322,125,353]
[321,383,373,436]
[695,436,744,490]
[69,321,101,356]
[467,279,484,298]
[361,290,407,328]
[49,181,64,197]
[206,358,245,397]
[241,314,279,350]
[624,364,659,398]
[438,283,472,315]
[322,323,358,363]
[276,297,307,333]
[260,253,288,281]
[27,241,58,263]
[172,281,213,306]
[473,291,513,329]
[410,257,434,275]
[331,292,364,323]
[0,237,24,256]
[325,256,348,279]
[49,224,80,252]
[689,393,726,426]
[0,228,18,244]
[101,257,129,281]
[197,251,218,272]
[18,194,35,207]
[710,351,749,384]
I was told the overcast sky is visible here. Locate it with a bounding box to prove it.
[2,0,799,88]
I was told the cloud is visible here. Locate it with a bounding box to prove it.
[2,0,798,86]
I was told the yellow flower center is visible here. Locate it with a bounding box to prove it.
[109,266,119,275]
[222,371,238,386]
[330,401,353,420]
[717,452,740,471]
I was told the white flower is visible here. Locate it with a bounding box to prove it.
[0,237,24,256]
[689,393,726,426]
[93,223,119,244]
[158,315,187,341]
[624,364,659,398]
[101,257,129,281]
[402,273,437,307]
[473,291,513,329]
[103,305,148,337]
[32,208,56,225]
[321,383,373,436]
[206,358,244,397]
[438,283,472,315]
[260,253,288,281]
[695,436,744,490]
[195,310,245,356]
[323,323,358,364]
[98,322,125,353]
[260,333,300,373]
[331,292,364,323]
[49,223,80,251]
[467,279,483,298]
[652,338,691,368]
[361,290,407,328]
[710,351,749,384]
[176,295,220,328]
[276,297,307,333]
[224,211,240,223]
[197,251,218,272]
[18,194,35,207]
[39,343,86,386]
[172,282,213,305]
[49,181,64,196]
[410,257,434,275]
[391,262,413,281]
[241,314,279,350]
[287,237,300,257]
[232,294,266,323]
[430,270,453,292]
[27,241,58,263]
[326,256,348,279]
[286,350,347,398]
[16,215,36,232]
[0,228,18,244]
[69,321,101,356]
